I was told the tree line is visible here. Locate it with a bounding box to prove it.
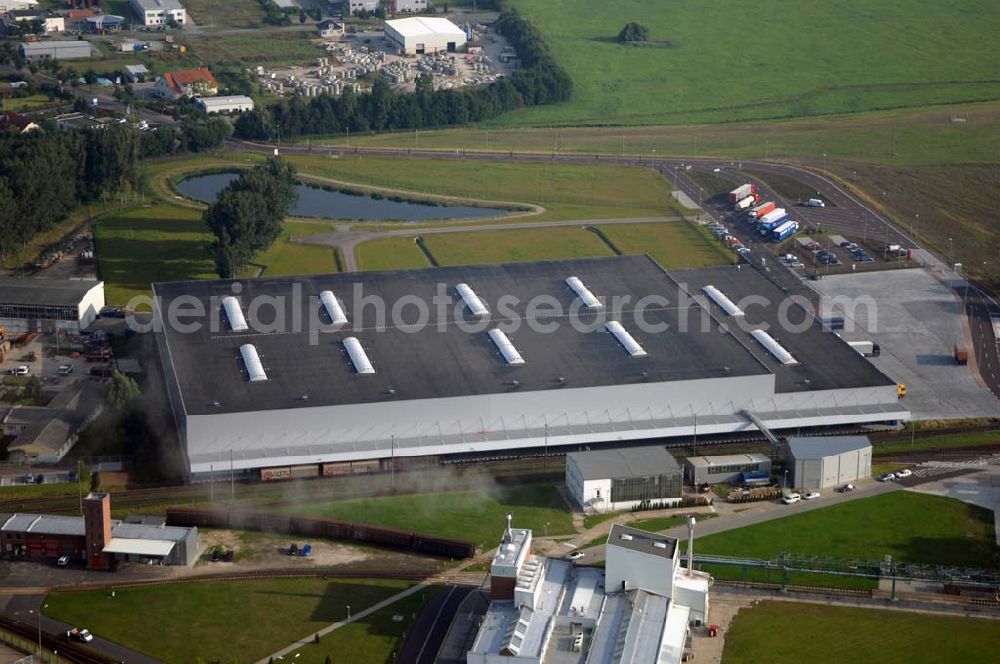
[203,157,298,278]
[233,2,571,140]
[0,117,233,263]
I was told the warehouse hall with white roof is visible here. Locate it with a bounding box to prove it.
[152,256,908,476]
[384,16,468,54]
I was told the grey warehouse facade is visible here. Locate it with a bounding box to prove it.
[152,256,908,475]
[788,435,873,489]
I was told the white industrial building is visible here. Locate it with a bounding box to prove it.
[153,256,908,476]
[19,40,91,61]
[384,16,467,55]
[0,279,104,335]
[196,95,255,114]
[566,446,683,513]
[467,517,711,663]
[788,435,872,489]
[129,0,186,27]
[0,0,38,11]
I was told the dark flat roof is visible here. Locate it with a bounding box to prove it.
[568,446,680,480]
[0,278,100,307]
[674,267,895,393]
[155,256,772,416]
[608,523,677,560]
[787,435,872,459]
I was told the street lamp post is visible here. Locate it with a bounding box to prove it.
[346,604,351,620]
[948,237,954,268]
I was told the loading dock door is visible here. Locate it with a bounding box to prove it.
[447,41,456,53]
[416,43,425,54]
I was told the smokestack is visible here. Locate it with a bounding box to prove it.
[686,516,696,576]
[504,512,513,543]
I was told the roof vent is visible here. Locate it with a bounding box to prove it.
[653,541,668,549]
[702,285,744,317]
[750,329,798,365]
[238,344,267,382]
[488,328,524,366]
[605,321,647,357]
[564,276,603,309]
[343,337,376,374]
[222,296,249,332]
[620,533,633,541]
[456,283,489,317]
[319,290,348,326]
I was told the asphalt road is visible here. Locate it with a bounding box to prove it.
[398,585,472,664]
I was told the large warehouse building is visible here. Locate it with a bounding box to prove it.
[153,256,908,476]
[788,435,872,489]
[566,446,683,513]
[0,278,104,334]
[384,16,467,54]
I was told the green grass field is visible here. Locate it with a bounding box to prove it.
[501,0,999,126]
[342,102,1000,166]
[356,237,430,271]
[183,0,266,29]
[723,601,1000,664]
[281,483,574,549]
[94,205,215,305]
[288,588,434,664]
[255,221,341,277]
[874,429,1000,456]
[597,222,734,268]
[690,492,998,568]
[285,155,680,221]
[44,578,413,663]
[424,227,612,266]
[185,31,326,65]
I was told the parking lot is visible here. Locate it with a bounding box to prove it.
[811,269,1000,419]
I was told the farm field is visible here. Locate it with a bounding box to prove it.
[337,102,1000,166]
[688,492,998,569]
[597,222,734,268]
[722,601,1000,664]
[501,0,1000,127]
[284,155,680,222]
[44,578,414,663]
[281,483,574,549]
[183,0,266,29]
[184,30,327,65]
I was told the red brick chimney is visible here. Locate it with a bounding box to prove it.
[84,492,114,570]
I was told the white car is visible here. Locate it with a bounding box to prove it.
[879,472,896,482]
[802,492,821,500]
[57,555,70,566]
[805,198,826,208]
[895,469,913,478]
[14,365,29,376]
[567,551,585,560]
[781,493,801,504]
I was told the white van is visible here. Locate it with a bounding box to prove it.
[805,198,825,208]
[782,493,802,504]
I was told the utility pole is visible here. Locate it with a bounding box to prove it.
[543,423,548,472]
[210,464,214,502]
[229,450,235,501]
[78,459,84,516]
[692,413,697,457]
[390,434,395,490]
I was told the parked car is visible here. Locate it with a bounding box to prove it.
[838,484,855,493]
[288,543,299,556]
[782,493,802,504]
[57,555,70,567]
[10,365,29,375]
[299,544,312,557]
[567,551,585,560]
[802,492,821,500]
[804,198,825,208]
[895,469,913,478]
[879,472,896,482]
[65,628,93,643]
[58,365,74,376]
